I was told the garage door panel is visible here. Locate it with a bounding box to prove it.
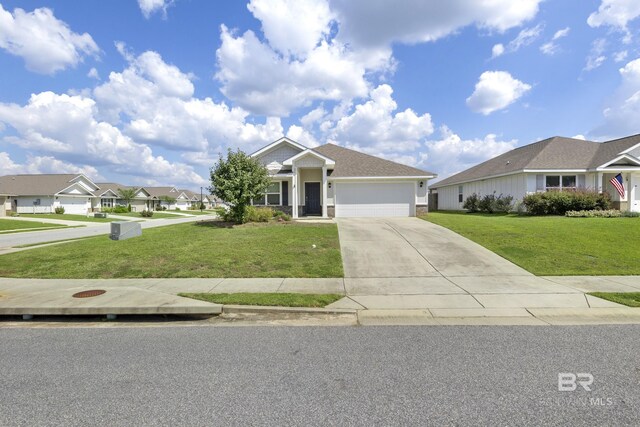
[58,197,89,214]
[335,182,415,217]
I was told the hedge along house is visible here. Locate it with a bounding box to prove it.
[431,134,640,212]
[250,137,436,218]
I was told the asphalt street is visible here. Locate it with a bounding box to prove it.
[1,325,639,426]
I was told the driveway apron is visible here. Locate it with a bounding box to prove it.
[336,217,531,279]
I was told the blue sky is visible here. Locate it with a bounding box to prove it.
[0,0,639,189]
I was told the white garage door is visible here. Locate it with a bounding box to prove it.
[58,197,88,215]
[335,182,415,217]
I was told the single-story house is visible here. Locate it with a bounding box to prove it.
[94,182,153,212]
[431,134,640,212]
[250,137,436,218]
[0,174,99,215]
[0,174,206,216]
[180,190,215,209]
[145,187,191,210]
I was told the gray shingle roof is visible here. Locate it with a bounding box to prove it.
[313,143,436,178]
[0,174,94,196]
[432,135,640,188]
[144,186,184,198]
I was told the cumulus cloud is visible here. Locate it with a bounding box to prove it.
[588,0,640,42]
[466,71,531,115]
[540,27,570,56]
[331,0,541,48]
[424,126,518,181]
[591,57,640,138]
[247,0,334,57]
[0,4,99,74]
[215,24,371,116]
[491,43,505,58]
[0,92,207,187]
[320,84,434,161]
[138,0,172,19]
[215,0,543,117]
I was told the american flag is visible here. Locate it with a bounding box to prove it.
[610,173,625,198]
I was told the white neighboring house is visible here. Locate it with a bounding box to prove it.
[93,183,153,212]
[0,174,98,215]
[145,187,191,210]
[431,134,640,212]
[250,137,437,218]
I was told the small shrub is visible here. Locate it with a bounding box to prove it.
[199,202,206,210]
[155,205,163,211]
[245,205,273,222]
[463,193,480,213]
[113,205,129,214]
[273,210,292,221]
[101,207,113,213]
[140,210,154,217]
[54,206,65,214]
[175,207,181,211]
[127,204,132,212]
[494,194,513,213]
[621,211,640,217]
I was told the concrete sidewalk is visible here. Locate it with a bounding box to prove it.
[1,276,639,324]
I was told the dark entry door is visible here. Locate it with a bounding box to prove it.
[304,182,321,215]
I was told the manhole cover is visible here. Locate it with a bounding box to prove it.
[72,290,106,298]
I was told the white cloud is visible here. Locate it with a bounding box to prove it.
[0,92,207,187]
[492,43,505,58]
[331,0,542,48]
[540,27,570,56]
[324,84,434,159]
[247,0,334,57]
[216,0,542,117]
[215,25,371,116]
[588,0,640,42]
[425,126,518,181]
[466,71,531,115]
[87,67,100,80]
[614,50,629,62]
[0,4,99,74]
[584,38,607,71]
[592,57,640,138]
[138,0,171,19]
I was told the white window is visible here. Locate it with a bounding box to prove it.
[545,175,577,191]
[458,186,463,203]
[101,198,114,208]
[253,182,281,206]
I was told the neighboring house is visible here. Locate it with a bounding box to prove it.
[145,187,190,210]
[0,174,99,215]
[250,137,436,218]
[180,190,214,209]
[431,134,640,212]
[94,183,152,212]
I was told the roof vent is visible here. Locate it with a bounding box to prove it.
[506,161,511,165]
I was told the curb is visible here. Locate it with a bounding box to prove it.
[221,304,357,315]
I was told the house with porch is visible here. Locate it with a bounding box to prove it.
[94,183,153,212]
[431,134,640,212]
[250,137,436,218]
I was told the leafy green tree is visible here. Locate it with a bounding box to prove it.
[117,188,137,212]
[210,149,270,223]
[159,195,177,209]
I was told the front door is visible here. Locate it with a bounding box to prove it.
[304,182,321,215]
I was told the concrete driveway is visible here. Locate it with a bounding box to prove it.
[336,217,530,278]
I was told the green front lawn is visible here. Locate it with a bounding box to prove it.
[20,214,120,223]
[0,219,67,232]
[422,212,640,275]
[180,292,343,307]
[589,292,640,307]
[110,212,182,219]
[0,221,343,279]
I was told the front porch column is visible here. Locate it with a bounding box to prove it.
[322,166,328,218]
[292,166,298,218]
[597,172,603,193]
